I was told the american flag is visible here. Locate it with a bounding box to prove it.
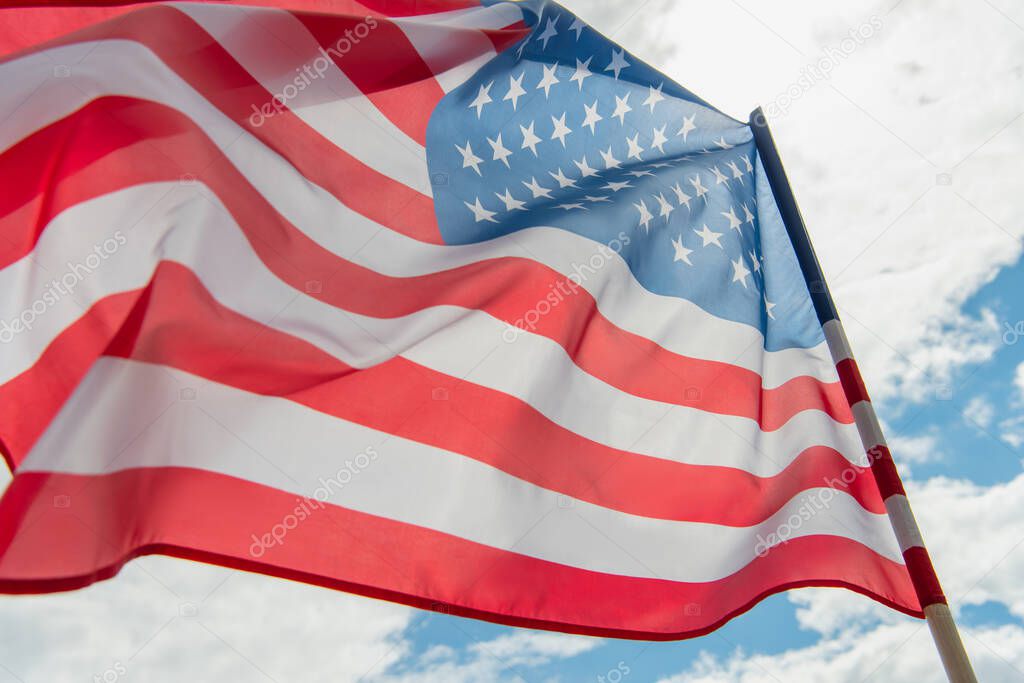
[0,0,923,638]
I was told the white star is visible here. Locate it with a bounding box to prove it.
[748,250,761,273]
[599,147,621,170]
[604,48,629,79]
[764,295,776,319]
[721,207,743,232]
[582,100,603,134]
[642,82,665,112]
[503,72,526,110]
[469,81,493,118]
[650,125,668,154]
[711,165,730,185]
[727,160,745,184]
[612,93,632,124]
[677,113,696,141]
[714,136,734,150]
[487,133,513,168]
[670,182,692,208]
[654,193,674,220]
[584,194,611,203]
[535,17,558,49]
[520,121,542,156]
[742,203,755,226]
[464,197,497,223]
[694,223,723,248]
[557,202,587,211]
[634,199,654,232]
[671,235,693,265]
[742,156,754,173]
[731,257,752,288]
[537,64,560,98]
[574,155,598,178]
[569,57,593,91]
[625,134,645,160]
[495,188,527,211]
[550,113,572,146]
[455,141,484,175]
[549,167,577,188]
[648,161,672,168]
[688,173,708,201]
[603,179,632,192]
[626,168,654,178]
[568,16,585,40]
[522,176,553,199]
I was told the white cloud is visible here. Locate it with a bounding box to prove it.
[660,470,1024,682]
[1014,362,1024,402]
[788,471,1024,635]
[373,630,602,683]
[0,552,602,683]
[2,3,1022,683]
[0,559,415,683]
[999,415,1024,449]
[565,0,1024,407]
[887,430,943,465]
[963,396,996,430]
[658,622,1024,683]
[910,473,1024,620]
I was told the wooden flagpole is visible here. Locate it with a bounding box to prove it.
[748,107,977,683]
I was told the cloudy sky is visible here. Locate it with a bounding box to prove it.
[1,1,1023,681]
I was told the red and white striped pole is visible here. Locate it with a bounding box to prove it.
[750,107,977,683]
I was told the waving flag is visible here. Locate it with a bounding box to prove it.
[0,0,924,639]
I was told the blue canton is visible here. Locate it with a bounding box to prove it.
[425,0,823,351]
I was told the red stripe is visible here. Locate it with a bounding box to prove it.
[0,467,923,637]
[1,4,445,243]
[293,12,445,145]
[479,19,528,53]
[0,97,852,435]
[0,261,887,524]
[0,291,140,469]
[0,1,484,59]
[902,546,946,609]
[0,0,481,8]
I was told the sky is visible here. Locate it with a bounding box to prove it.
[1,0,1023,681]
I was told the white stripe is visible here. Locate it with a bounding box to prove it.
[403,3,525,30]
[0,40,839,388]
[396,19,498,94]
[394,2,526,94]
[393,4,525,93]
[171,4,432,196]
[0,183,866,476]
[19,357,905,581]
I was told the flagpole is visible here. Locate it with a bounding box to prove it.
[748,107,977,683]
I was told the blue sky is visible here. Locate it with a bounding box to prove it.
[1,1,1023,682]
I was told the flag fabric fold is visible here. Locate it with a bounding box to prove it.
[0,0,921,639]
